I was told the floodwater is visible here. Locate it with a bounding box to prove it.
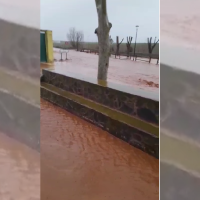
[52,49,159,91]
[160,0,200,73]
[0,132,40,199]
[41,99,159,200]
[161,0,200,49]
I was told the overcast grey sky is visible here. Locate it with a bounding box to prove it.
[41,0,159,42]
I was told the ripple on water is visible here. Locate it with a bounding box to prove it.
[41,99,159,200]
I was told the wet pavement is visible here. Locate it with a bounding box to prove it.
[0,132,40,199]
[41,99,159,200]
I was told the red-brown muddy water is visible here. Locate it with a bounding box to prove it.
[0,132,40,199]
[52,49,159,91]
[41,99,159,200]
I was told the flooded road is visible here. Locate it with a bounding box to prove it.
[52,49,159,92]
[41,99,159,200]
[0,132,40,199]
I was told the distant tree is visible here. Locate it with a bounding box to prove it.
[67,28,84,51]
[109,35,114,56]
[115,36,124,58]
[76,31,84,51]
[94,0,112,81]
[67,27,76,48]
[126,36,133,58]
[147,37,159,54]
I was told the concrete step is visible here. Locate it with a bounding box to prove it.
[41,69,159,127]
[41,82,159,158]
[160,64,200,189]
[161,131,200,176]
[0,67,40,151]
[0,89,40,151]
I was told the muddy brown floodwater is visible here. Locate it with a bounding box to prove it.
[41,99,159,200]
[52,49,159,92]
[0,132,40,199]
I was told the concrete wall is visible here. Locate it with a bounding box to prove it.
[0,19,40,78]
[0,19,40,151]
[160,63,200,199]
[41,69,159,158]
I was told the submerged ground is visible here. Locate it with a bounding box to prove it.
[47,48,159,92]
[41,99,159,200]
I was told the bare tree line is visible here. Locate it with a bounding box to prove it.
[66,28,159,59]
[66,0,158,81]
[67,27,84,51]
[113,35,158,57]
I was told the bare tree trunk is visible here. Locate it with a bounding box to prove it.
[95,0,112,80]
[76,31,84,51]
[115,36,123,58]
[147,37,159,54]
[77,39,79,51]
[67,28,84,50]
[67,27,76,48]
[109,35,113,57]
[126,36,133,58]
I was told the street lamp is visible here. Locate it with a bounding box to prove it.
[133,25,139,61]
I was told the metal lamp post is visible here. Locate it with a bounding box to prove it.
[133,25,139,61]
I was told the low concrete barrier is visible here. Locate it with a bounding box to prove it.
[160,63,200,198]
[41,69,159,158]
[0,19,40,151]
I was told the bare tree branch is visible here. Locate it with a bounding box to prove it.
[126,36,133,58]
[76,31,84,51]
[67,28,84,51]
[67,27,76,48]
[119,38,124,44]
[147,37,159,54]
[109,35,113,56]
[115,36,124,58]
